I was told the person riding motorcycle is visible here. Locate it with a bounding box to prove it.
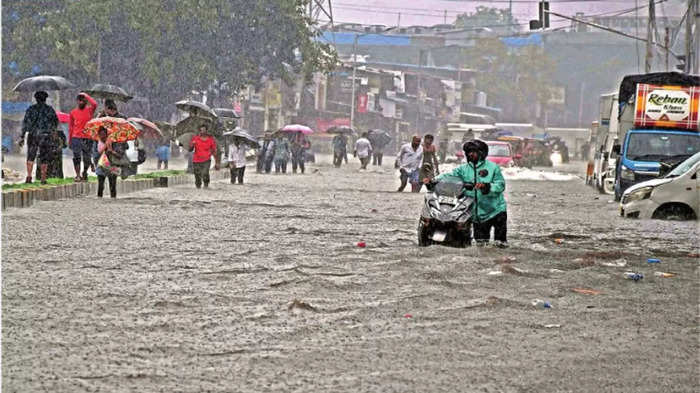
[430,139,508,246]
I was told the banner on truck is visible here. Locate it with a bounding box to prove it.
[634,84,700,130]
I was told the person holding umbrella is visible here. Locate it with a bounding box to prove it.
[19,91,59,184]
[93,127,123,198]
[69,92,97,181]
[189,124,220,188]
[290,131,310,174]
[228,136,248,184]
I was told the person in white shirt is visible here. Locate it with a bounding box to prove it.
[228,137,248,184]
[396,135,423,192]
[354,132,373,169]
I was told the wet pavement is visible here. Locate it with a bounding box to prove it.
[2,156,698,392]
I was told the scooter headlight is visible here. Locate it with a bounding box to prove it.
[622,186,653,203]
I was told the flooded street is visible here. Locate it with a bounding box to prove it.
[2,157,698,392]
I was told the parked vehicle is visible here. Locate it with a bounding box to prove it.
[592,93,619,194]
[612,72,700,201]
[418,175,475,247]
[485,141,519,167]
[620,152,700,220]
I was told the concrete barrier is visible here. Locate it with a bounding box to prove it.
[2,170,229,210]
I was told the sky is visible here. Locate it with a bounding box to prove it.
[326,0,686,29]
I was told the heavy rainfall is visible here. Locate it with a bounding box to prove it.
[1,0,698,392]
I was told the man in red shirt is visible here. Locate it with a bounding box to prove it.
[69,92,97,181]
[189,124,220,188]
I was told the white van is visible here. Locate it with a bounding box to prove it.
[620,152,700,220]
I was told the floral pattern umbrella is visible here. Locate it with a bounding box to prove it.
[84,117,141,142]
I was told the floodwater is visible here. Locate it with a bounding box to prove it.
[2,156,698,392]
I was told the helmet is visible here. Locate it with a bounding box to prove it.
[462,139,489,161]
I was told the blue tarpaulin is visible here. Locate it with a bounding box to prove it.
[501,34,543,48]
[319,32,411,46]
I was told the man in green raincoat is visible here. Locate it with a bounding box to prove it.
[433,139,508,245]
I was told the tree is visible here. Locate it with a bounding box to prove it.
[2,0,337,118]
[454,6,518,33]
[455,38,556,123]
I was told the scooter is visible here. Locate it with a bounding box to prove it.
[418,175,475,247]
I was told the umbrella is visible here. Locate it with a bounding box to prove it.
[175,100,218,119]
[224,128,260,147]
[128,118,164,140]
[176,132,195,148]
[213,108,241,118]
[174,116,217,138]
[84,117,141,142]
[368,129,392,147]
[326,126,355,135]
[84,83,133,102]
[280,124,313,135]
[56,111,70,124]
[13,75,76,92]
[154,121,175,140]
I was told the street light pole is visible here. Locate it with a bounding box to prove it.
[349,27,396,130]
[350,34,358,130]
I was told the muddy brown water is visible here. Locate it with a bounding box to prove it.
[2,157,698,392]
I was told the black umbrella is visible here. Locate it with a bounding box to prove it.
[224,128,260,147]
[175,100,218,119]
[213,108,241,119]
[13,75,76,92]
[326,126,355,135]
[369,129,392,147]
[174,116,217,138]
[84,83,133,102]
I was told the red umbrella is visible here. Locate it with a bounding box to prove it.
[84,117,141,142]
[56,111,69,123]
[127,117,163,140]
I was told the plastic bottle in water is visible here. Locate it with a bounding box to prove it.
[532,299,552,309]
[624,272,644,281]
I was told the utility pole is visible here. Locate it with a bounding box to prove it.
[350,35,358,130]
[444,10,447,25]
[685,0,696,73]
[397,13,401,27]
[694,0,700,73]
[665,27,670,71]
[646,0,656,73]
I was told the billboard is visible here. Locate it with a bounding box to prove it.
[634,84,700,130]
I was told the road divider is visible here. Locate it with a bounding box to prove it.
[1,170,229,210]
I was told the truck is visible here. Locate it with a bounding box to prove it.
[591,93,620,194]
[612,72,700,201]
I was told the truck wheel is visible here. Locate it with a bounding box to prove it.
[417,221,432,247]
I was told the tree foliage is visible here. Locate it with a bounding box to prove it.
[454,6,518,31]
[458,38,556,122]
[2,0,337,118]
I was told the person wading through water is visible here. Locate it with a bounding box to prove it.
[432,139,508,247]
[69,92,97,182]
[19,91,58,184]
[189,124,220,189]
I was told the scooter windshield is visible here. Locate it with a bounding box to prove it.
[435,175,465,197]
